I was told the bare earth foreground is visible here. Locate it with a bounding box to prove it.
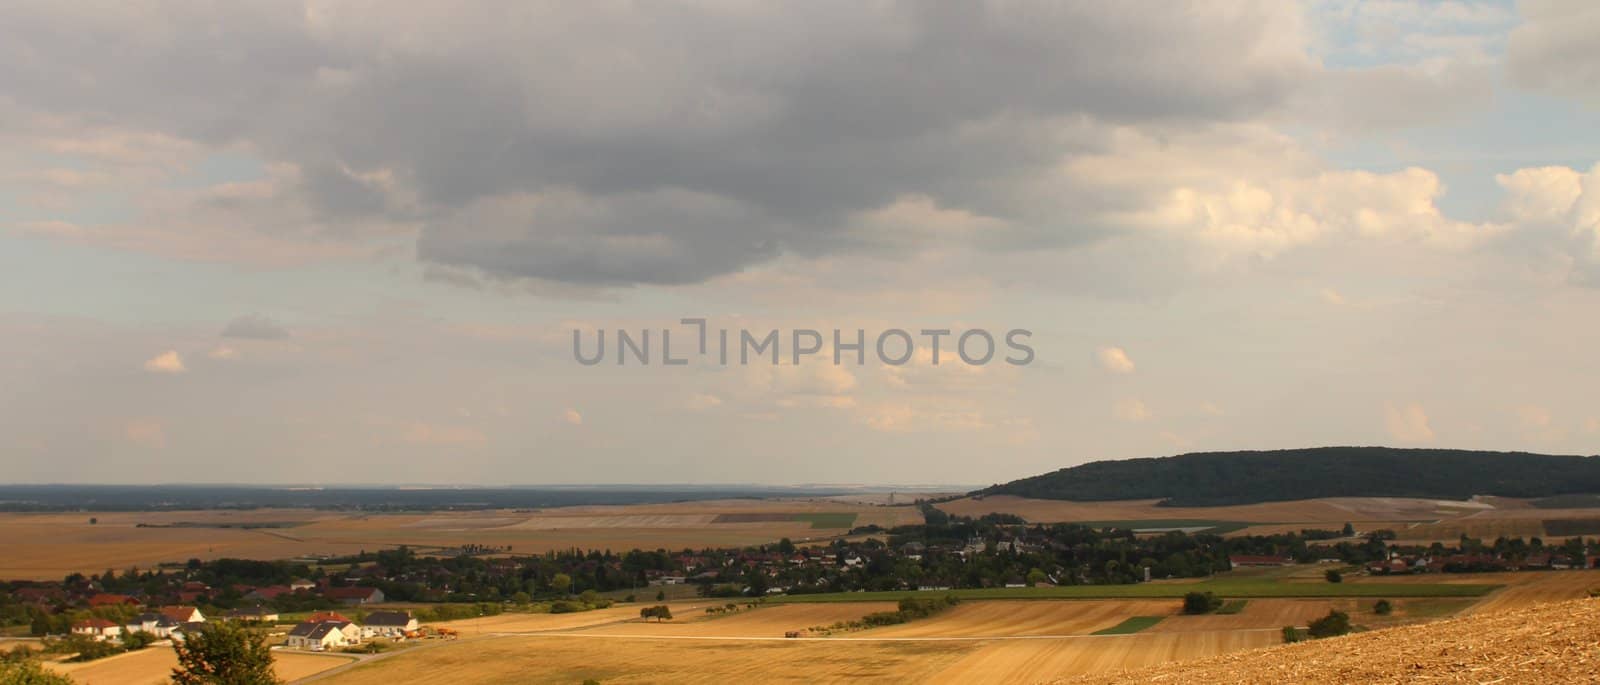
[1060,597,1600,684]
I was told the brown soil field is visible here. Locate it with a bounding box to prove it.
[0,500,920,580]
[1058,597,1600,684]
[46,646,353,684]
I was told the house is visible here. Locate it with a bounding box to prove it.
[87,593,141,608]
[1228,555,1294,567]
[289,578,317,592]
[12,587,61,604]
[361,611,418,638]
[71,618,123,641]
[160,606,205,623]
[246,585,292,601]
[307,611,354,624]
[126,613,182,638]
[324,586,385,605]
[169,622,208,642]
[227,606,280,622]
[286,620,361,651]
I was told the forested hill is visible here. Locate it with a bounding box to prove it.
[978,447,1600,506]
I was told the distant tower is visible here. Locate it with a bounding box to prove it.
[888,492,895,505]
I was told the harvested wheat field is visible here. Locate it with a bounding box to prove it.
[865,600,1176,638]
[46,646,353,685]
[1345,569,1600,613]
[1058,597,1600,684]
[429,602,721,633]
[0,499,914,580]
[576,602,901,637]
[934,629,1279,683]
[321,634,975,684]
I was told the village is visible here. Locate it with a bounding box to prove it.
[5,513,1598,661]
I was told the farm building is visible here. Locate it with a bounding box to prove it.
[71,618,122,641]
[287,620,361,651]
[361,611,419,638]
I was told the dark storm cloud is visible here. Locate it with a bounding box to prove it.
[1,1,1317,286]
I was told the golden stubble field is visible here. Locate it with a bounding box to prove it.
[315,576,1600,685]
[0,499,922,580]
[46,647,353,685]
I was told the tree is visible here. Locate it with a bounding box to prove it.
[89,518,98,526]
[550,573,573,595]
[655,590,665,602]
[510,592,532,606]
[1341,522,1354,536]
[1373,599,1393,616]
[171,621,281,685]
[1306,609,1351,638]
[777,538,795,555]
[0,657,76,685]
[1025,568,1048,587]
[1281,625,1303,643]
[1324,569,1343,583]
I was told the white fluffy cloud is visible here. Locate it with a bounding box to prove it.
[1385,402,1435,443]
[1097,346,1137,374]
[1114,398,1151,422]
[142,350,185,374]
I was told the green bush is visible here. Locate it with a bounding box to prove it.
[1281,625,1303,643]
[1307,609,1351,638]
[1182,591,1222,615]
[1373,599,1393,615]
[1324,570,1343,583]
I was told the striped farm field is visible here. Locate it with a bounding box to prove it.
[862,601,1174,638]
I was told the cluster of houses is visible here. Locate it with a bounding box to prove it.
[1365,552,1599,575]
[70,605,421,651]
[70,605,207,642]
[282,610,418,651]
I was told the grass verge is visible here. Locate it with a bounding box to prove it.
[1092,616,1164,635]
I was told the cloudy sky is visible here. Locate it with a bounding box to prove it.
[3,1,1598,485]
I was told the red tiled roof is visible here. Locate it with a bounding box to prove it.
[88,593,140,606]
[307,611,353,624]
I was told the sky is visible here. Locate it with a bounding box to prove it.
[2,1,1598,486]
